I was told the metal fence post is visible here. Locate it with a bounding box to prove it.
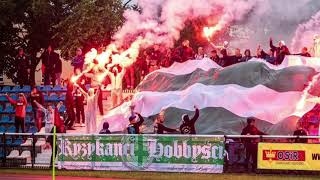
[2,133,6,167]
[31,133,36,168]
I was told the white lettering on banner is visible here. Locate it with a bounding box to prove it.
[148,139,224,161]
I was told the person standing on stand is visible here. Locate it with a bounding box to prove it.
[74,87,85,127]
[16,48,31,87]
[30,87,44,131]
[71,48,85,72]
[241,117,267,172]
[75,84,100,134]
[39,45,59,86]
[6,93,27,133]
[65,81,76,130]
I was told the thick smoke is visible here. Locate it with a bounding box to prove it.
[229,0,320,53]
[291,10,320,53]
[115,0,258,48]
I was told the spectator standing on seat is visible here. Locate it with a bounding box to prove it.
[44,103,66,168]
[65,81,76,130]
[74,87,85,127]
[34,101,63,133]
[30,87,44,131]
[154,110,179,134]
[75,84,100,134]
[71,48,85,72]
[179,105,199,134]
[127,112,144,134]
[241,117,266,172]
[16,48,31,87]
[6,93,27,133]
[40,45,59,86]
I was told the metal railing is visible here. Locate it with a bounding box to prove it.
[0,133,319,174]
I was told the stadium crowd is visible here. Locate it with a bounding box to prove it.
[8,37,318,136]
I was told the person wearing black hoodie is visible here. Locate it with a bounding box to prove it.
[241,117,266,172]
[154,111,179,134]
[127,112,144,134]
[269,38,290,65]
[179,106,199,134]
[99,122,111,134]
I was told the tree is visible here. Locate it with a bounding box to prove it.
[0,0,78,83]
[53,0,125,58]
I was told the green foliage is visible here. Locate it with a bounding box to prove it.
[53,0,125,58]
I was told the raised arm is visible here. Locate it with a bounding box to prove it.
[135,112,145,126]
[191,106,200,124]
[22,94,27,105]
[74,84,88,97]
[6,95,16,105]
[269,38,276,51]
[160,124,178,133]
[34,100,46,112]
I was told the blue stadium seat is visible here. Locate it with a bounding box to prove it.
[44,94,49,101]
[25,116,33,124]
[26,105,32,113]
[49,94,59,102]
[0,126,6,133]
[3,106,15,114]
[1,116,10,124]
[28,126,38,133]
[12,138,23,146]
[41,85,52,92]
[1,86,11,93]
[59,105,66,112]
[10,86,21,93]
[5,137,12,146]
[7,126,16,133]
[21,85,31,93]
[0,105,3,113]
[52,85,67,92]
[0,95,7,102]
[59,94,66,101]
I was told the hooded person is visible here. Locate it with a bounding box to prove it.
[127,112,144,134]
[99,121,111,134]
[179,106,199,134]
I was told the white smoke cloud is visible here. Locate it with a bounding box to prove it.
[291,10,320,53]
[114,0,258,48]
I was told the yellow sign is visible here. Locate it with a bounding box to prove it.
[258,143,320,171]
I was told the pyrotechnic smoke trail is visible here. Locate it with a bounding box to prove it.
[294,73,320,117]
[291,10,320,53]
[76,0,260,85]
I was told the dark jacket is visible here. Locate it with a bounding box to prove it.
[16,55,31,74]
[180,108,199,134]
[174,46,194,63]
[99,122,111,134]
[154,123,177,134]
[270,40,290,65]
[72,55,85,70]
[55,58,62,73]
[74,92,85,108]
[293,129,308,143]
[127,113,144,134]
[40,51,60,72]
[231,55,243,63]
[30,91,44,109]
[241,124,266,143]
